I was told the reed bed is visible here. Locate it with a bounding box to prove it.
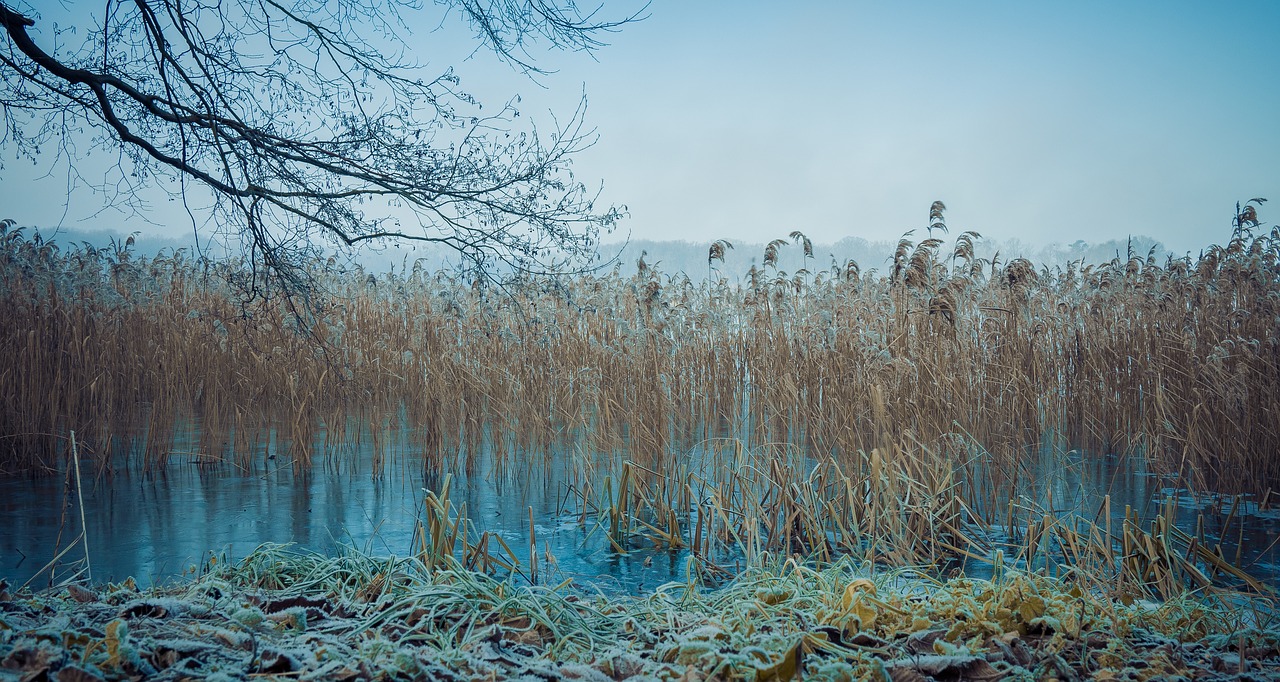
[2,217,1277,495]
[2,543,1277,680]
[4,215,1280,587]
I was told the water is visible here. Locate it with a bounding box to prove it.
[3,438,1278,594]
[0,455,695,593]
[953,447,1280,584]
[1048,450,1280,580]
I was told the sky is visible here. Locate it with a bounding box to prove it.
[2,1,1279,255]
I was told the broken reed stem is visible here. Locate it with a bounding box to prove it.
[70,430,91,583]
[529,505,538,585]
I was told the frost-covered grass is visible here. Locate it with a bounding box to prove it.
[3,544,1277,680]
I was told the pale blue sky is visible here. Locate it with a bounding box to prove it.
[3,1,1278,254]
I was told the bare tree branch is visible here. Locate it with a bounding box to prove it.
[0,0,636,300]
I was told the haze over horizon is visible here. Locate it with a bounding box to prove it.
[1,1,1277,258]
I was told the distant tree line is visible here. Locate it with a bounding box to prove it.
[28,225,1173,283]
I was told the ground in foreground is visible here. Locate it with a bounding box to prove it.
[2,545,1277,681]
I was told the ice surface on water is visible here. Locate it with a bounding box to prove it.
[0,451,698,593]
[2,431,1277,593]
